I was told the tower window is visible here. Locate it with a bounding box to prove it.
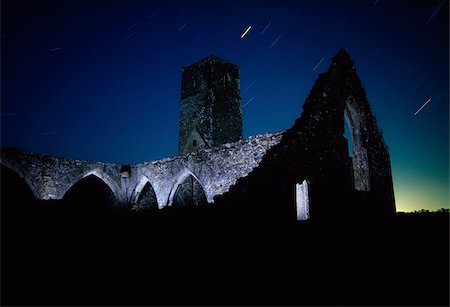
[193,140,197,147]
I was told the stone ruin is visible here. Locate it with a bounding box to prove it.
[216,49,396,220]
[0,49,395,220]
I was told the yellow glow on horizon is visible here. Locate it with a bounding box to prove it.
[393,177,449,212]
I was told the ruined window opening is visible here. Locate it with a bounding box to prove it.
[296,179,310,221]
[345,102,370,192]
[193,139,197,147]
[344,113,353,157]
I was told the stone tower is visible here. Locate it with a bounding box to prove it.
[179,55,243,155]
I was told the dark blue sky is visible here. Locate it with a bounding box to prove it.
[2,0,449,212]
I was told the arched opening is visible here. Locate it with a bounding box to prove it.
[1,164,36,222]
[172,174,207,207]
[63,175,117,216]
[344,101,370,192]
[1,164,36,207]
[1,163,38,274]
[1,164,41,296]
[133,181,158,210]
[344,113,353,157]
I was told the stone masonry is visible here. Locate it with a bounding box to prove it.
[1,132,282,209]
[215,49,396,219]
[1,49,396,219]
[179,55,243,155]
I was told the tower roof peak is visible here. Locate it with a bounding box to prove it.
[184,55,236,69]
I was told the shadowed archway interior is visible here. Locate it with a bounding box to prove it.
[172,174,207,207]
[1,164,35,208]
[63,175,117,216]
[134,181,158,210]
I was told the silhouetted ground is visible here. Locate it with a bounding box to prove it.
[1,168,449,306]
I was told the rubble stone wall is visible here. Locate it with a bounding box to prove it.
[0,131,282,208]
[179,55,243,155]
[1,49,395,219]
[215,49,396,219]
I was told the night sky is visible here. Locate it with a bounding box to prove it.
[2,0,448,212]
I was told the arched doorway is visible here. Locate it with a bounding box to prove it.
[172,174,207,207]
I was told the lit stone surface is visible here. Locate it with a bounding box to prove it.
[296,180,310,221]
[0,131,282,208]
[0,49,396,218]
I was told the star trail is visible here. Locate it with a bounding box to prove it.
[1,0,448,212]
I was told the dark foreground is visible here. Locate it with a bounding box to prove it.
[1,171,449,306]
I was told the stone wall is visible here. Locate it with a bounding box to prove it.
[0,131,282,209]
[0,148,123,203]
[1,49,395,219]
[129,131,283,208]
[215,49,395,219]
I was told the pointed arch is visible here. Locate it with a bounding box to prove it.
[62,172,118,213]
[62,169,120,201]
[132,176,158,210]
[0,161,39,199]
[344,98,370,192]
[167,170,207,207]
